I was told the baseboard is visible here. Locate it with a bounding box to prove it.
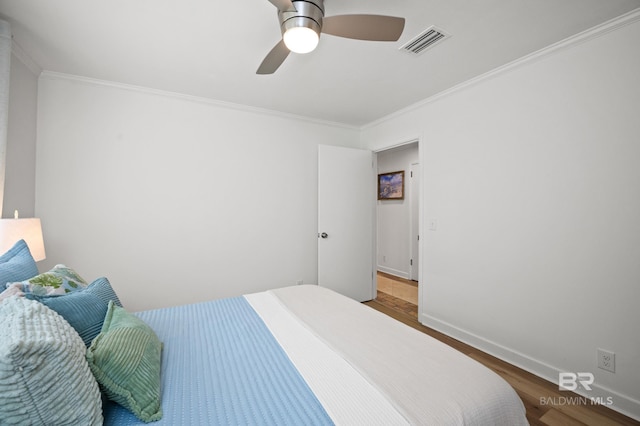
[420,313,640,422]
[376,266,409,280]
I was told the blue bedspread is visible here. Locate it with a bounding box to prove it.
[104,297,333,425]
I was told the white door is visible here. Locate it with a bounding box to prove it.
[410,163,420,281]
[318,145,374,301]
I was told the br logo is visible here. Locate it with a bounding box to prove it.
[559,372,594,391]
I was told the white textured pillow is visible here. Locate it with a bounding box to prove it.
[0,296,103,425]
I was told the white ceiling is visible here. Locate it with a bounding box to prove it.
[1,0,639,127]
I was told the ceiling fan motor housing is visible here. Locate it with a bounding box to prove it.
[278,0,325,37]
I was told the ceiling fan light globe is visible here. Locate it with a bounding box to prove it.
[283,27,319,53]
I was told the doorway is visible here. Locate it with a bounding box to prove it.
[374,141,419,314]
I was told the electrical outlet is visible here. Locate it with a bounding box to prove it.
[296,280,303,285]
[597,348,615,373]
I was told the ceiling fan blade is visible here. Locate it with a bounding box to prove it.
[267,0,297,12]
[322,15,405,41]
[257,39,291,74]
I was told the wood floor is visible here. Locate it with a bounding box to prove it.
[376,272,418,319]
[365,274,639,426]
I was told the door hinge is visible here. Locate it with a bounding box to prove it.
[410,259,413,266]
[411,171,413,177]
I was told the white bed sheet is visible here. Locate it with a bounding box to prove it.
[245,291,409,425]
[261,285,529,426]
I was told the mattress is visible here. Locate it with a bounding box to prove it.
[104,285,528,425]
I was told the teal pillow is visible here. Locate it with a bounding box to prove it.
[26,277,122,347]
[11,264,88,295]
[0,239,39,288]
[86,301,163,422]
[0,296,103,425]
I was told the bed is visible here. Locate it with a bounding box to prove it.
[102,285,528,425]
[0,244,527,426]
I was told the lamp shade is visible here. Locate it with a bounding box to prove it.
[0,218,46,261]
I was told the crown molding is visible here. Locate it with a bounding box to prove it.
[39,71,359,131]
[11,38,42,76]
[363,7,640,130]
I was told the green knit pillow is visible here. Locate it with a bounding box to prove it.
[86,301,163,422]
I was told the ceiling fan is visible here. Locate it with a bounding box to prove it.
[257,0,405,74]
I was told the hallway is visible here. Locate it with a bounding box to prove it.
[375,272,418,320]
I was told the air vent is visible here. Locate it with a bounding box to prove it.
[400,26,450,56]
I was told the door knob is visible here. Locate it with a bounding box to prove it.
[320,232,328,239]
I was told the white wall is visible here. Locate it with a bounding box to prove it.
[363,15,640,420]
[376,143,418,279]
[2,53,38,219]
[35,74,359,311]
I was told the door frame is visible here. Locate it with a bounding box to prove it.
[410,162,420,281]
[373,137,423,319]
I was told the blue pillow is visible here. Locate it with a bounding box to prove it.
[26,277,123,347]
[0,239,39,288]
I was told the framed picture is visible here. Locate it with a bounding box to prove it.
[378,170,404,200]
